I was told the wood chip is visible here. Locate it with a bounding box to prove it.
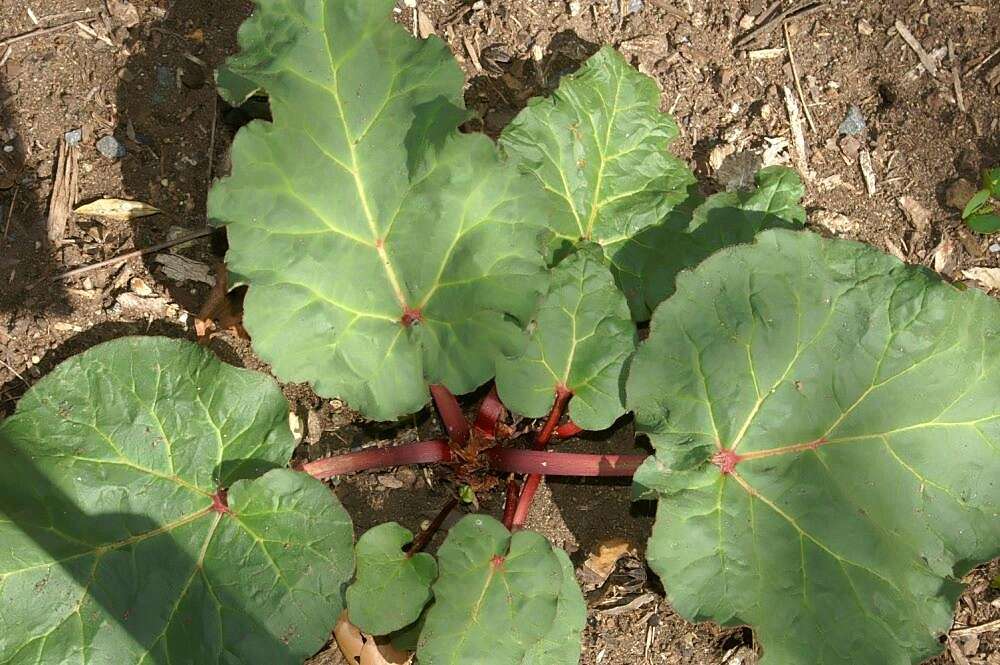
[597,592,657,616]
[47,138,79,242]
[948,40,966,113]
[782,85,809,177]
[812,209,856,236]
[74,198,160,221]
[105,0,140,28]
[747,47,785,61]
[579,538,634,591]
[462,35,482,72]
[154,254,215,286]
[415,9,435,38]
[858,148,876,196]
[931,235,960,276]
[962,267,1000,292]
[894,20,939,77]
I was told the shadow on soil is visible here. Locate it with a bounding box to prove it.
[0,68,69,315]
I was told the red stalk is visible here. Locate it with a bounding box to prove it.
[500,477,520,530]
[554,420,584,439]
[299,439,451,480]
[430,384,469,446]
[490,449,644,477]
[407,497,459,557]
[473,384,506,440]
[510,386,572,529]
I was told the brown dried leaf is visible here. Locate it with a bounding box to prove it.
[898,196,933,236]
[194,263,248,343]
[931,234,961,276]
[579,537,634,590]
[962,267,1000,292]
[334,612,413,665]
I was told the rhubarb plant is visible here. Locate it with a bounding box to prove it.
[3,0,999,664]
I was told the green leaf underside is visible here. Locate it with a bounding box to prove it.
[627,230,1000,665]
[638,166,805,317]
[346,522,436,636]
[496,246,637,430]
[417,515,576,665]
[500,46,696,317]
[210,0,547,421]
[0,337,354,664]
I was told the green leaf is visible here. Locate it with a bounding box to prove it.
[520,549,586,665]
[963,189,991,219]
[417,515,566,664]
[966,211,1000,234]
[627,230,1000,665]
[496,246,637,430]
[0,337,355,664]
[639,166,805,315]
[500,46,696,315]
[346,522,437,636]
[209,0,547,421]
[984,167,1000,197]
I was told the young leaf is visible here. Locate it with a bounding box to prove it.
[347,522,437,636]
[0,337,355,664]
[984,167,1000,197]
[209,0,547,421]
[500,46,696,315]
[416,515,576,664]
[639,166,805,315]
[496,246,637,430]
[966,211,1000,234]
[963,189,991,219]
[627,230,1000,665]
[520,549,587,665]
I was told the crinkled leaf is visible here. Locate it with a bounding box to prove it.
[0,337,355,664]
[500,46,695,315]
[496,246,637,430]
[347,522,436,636]
[416,515,565,664]
[520,549,586,665]
[638,166,805,316]
[627,230,1000,665]
[209,0,547,421]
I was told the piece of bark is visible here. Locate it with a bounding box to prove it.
[47,139,79,242]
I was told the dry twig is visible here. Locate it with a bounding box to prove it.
[948,40,966,113]
[967,45,1000,76]
[783,22,816,133]
[734,1,826,49]
[50,228,214,283]
[47,139,79,243]
[782,85,809,177]
[894,20,939,77]
[951,618,1000,637]
[0,17,97,50]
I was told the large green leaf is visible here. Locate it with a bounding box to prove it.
[416,515,567,664]
[346,522,436,636]
[520,549,586,665]
[0,337,355,664]
[637,166,805,316]
[500,46,696,316]
[496,246,637,430]
[627,230,1000,665]
[209,0,547,421]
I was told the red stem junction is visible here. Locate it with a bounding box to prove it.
[508,386,572,529]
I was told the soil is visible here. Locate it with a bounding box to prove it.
[2,1,999,664]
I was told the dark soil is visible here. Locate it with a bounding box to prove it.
[2,1,999,664]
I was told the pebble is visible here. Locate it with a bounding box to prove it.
[627,0,643,13]
[64,128,83,146]
[837,104,866,136]
[96,135,127,159]
[990,243,1000,253]
[569,1,581,16]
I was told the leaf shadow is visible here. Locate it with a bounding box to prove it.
[1,417,318,662]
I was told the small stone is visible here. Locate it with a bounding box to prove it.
[395,467,418,488]
[96,135,126,159]
[837,104,866,136]
[990,243,1000,253]
[813,210,858,236]
[857,19,873,35]
[945,178,978,211]
[64,128,83,146]
[31,355,41,364]
[3,145,13,153]
[180,64,206,89]
[627,0,643,13]
[377,473,404,490]
[568,0,581,16]
[403,0,416,7]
